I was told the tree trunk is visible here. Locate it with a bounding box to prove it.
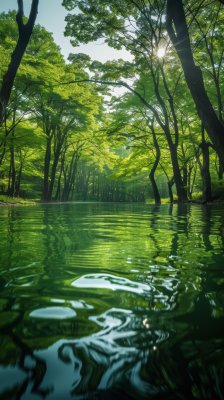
[0,144,7,167]
[166,0,224,163]
[49,149,61,200]
[201,142,212,202]
[187,165,193,199]
[169,142,188,202]
[15,163,23,197]
[149,121,161,204]
[189,164,197,198]
[201,128,212,202]
[0,0,39,124]
[42,138,51,201]
[168,178,174,204]
[149,172,161,204]
[218,156,224,180]
[8,146,16,197]
[7,109,17,197]
[7,164,12,195]
[182,165,188,190]
[61,152,78,201]
[55,166,63,201]
[152,70,187,202]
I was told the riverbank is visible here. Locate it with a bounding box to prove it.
[0,195,36,206]
[0,195,224,206]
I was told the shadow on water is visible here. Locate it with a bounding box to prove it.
[0,203,224,399]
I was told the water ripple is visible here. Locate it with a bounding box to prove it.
[30,306,77,319]
[71,273,151,295]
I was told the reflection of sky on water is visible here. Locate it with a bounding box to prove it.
[0,365,27,395]
[72,273,152,294]
[30,306,77,319]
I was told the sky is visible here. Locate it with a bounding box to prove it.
[0,0,131,62]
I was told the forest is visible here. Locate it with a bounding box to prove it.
[1,2,224,399]
[0,0,224,204]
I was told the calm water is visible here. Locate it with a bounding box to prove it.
[0,203,224,400]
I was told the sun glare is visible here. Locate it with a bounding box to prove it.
[157,47,166,58]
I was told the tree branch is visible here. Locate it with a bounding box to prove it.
[16,0,24,32]
[27,0,39,28]
[59,78,165,130]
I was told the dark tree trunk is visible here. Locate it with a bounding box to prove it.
[169,142,187,202]
[0,144,7,167]
[201,142,212,202]
[61,152,78,201]
[149,122,161,204]
[189,164,197,198]
[218,156,224,180]
[8,146,16,197]
[7,109,17,197]
[201,127,212,202]
[166,0,224,162]
[168,178,174,204]
[0,0,39,124]
[149,172,161,204]
[187,165,193,199]
[55,174,61,201]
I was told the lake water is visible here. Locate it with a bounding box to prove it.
[0,203,224,399]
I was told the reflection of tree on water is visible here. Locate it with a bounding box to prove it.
[0,307,169,399]
[188,207,224,399]
[0,204,224,399]
[154,205,224,400]
[2,314,223,400]
[3,309,222,400]
[136,204,224,399]
[2,305,223,399]
[0,316,48,398]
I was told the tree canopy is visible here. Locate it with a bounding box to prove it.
[0,1,224,204]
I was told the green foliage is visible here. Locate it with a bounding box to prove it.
[1,2,224,203]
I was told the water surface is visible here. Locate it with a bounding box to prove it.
[0,203,224,399]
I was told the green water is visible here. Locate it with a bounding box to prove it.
[0,203,224,400]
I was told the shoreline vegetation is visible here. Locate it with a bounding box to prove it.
[0,195,36,206]
[0,195,223,207]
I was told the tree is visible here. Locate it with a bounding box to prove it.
[62,0,224,202]
[166,0,224,162]
[62,0,190,201]
[0,13,64,197]
[0,0,39,124]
